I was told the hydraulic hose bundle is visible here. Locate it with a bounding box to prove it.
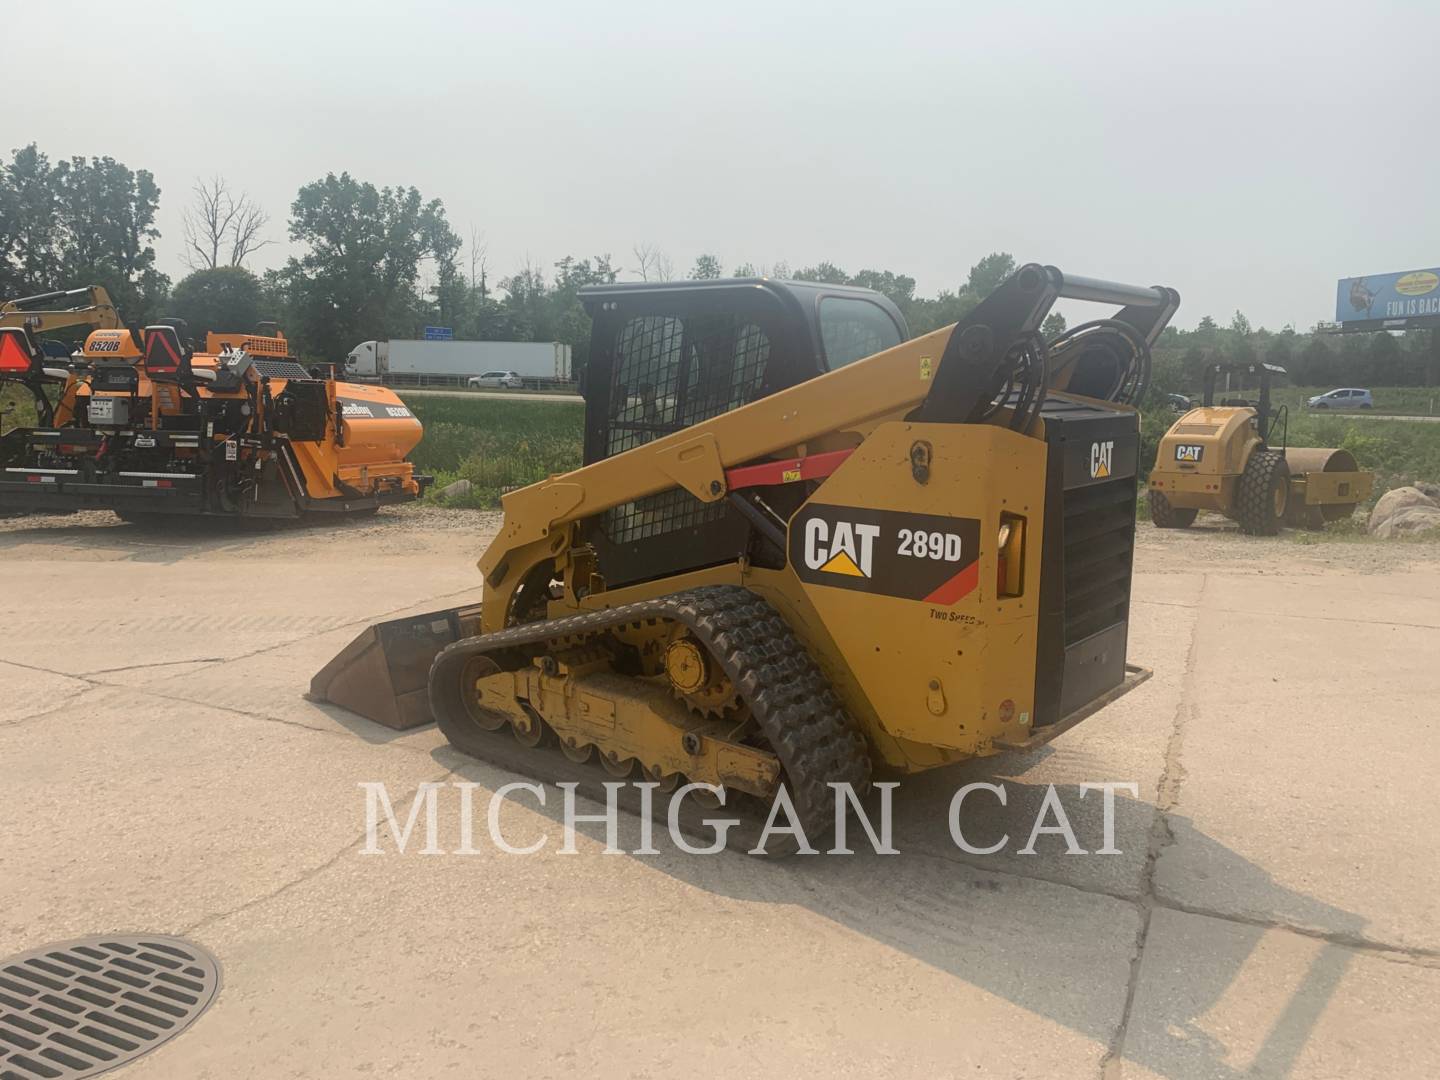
[1045,319,1152,407]
[977,331,1050,433]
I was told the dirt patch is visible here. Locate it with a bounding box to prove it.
[0,503,504,563]
[1136,518,1440,576]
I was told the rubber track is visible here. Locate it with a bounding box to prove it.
[429,585,873,844]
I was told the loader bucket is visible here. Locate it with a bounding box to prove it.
[307,604,482,729]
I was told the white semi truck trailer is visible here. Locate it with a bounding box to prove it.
[343,339,573,388]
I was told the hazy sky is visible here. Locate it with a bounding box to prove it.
[10,0,1438,330]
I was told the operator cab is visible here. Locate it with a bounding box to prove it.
[579,278,907,466]
[576,279,907,585]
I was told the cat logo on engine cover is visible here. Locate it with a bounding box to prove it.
[1090,440,1114,479]
[790,504,982,605]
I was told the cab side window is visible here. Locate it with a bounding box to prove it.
[607,314,770,457]
[818,297,903,369]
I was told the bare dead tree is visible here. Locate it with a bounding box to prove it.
[631,242,656,282]
[468,225,489,295]
[182,176,272,270]
[228,200,271,267]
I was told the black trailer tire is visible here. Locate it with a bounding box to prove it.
[1149,489,1198,529]
[1237,449,1290,535]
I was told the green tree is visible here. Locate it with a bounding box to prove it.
[280,172,460,358]
[793,261,850,285]
[1041,312,1068,338]
[689,254,722,280]
[169,267,264,338]
[0,144,168,320]
[52,153,168,322]
[963,252,1016,300]
[849,269,917,308]
[1298,336,1338,385]
[0,144,62,296]
[1366,331,1401,384]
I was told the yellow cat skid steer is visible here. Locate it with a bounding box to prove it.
[314,265,1179,849]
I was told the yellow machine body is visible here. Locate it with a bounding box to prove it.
[1150,404,1373,531]
[1148,405,1261,515]
[314,266,1176,840]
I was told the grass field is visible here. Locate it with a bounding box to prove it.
[400,394,584,507]
[403,390,1440,512]
[1272,385,1439,417]
[7,380,1437,517]
[0,384,39,431]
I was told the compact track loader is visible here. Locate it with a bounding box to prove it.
[314,265,1180,844]
[0,321,429,518]
[1148,361,1373,534]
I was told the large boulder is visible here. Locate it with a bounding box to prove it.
[1373,504,1440,539]
[436,478,473,500]
[1368,485,1439,533]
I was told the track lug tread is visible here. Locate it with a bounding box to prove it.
[429,585,872,849]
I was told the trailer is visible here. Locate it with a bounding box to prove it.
[343,339,572,389]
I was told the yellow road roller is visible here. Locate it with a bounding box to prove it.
[1148,361,1373,534]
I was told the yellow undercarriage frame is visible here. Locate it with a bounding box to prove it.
[551,420,1049,774]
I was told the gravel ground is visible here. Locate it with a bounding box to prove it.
[4,501,1437,575]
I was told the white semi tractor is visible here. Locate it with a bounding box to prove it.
[343,339,573,388]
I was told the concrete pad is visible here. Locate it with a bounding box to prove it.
[139,586,483,749]
[0,687,451,956]
[0,558,476,674]
[118,766,1142,1079]
[890,574,1206,899]
[4,510,1437,1077]
[0,660,93,724]
[1118,907,1440,1080]
[1155,572,1440,952]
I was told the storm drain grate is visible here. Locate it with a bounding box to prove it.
[0,935,219,1079]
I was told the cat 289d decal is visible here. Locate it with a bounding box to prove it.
[789,503,982,605]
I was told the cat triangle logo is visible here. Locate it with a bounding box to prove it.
[1090,440,1114,479]
[819,550,867,577]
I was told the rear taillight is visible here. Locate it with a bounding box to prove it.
[997,514,1025,598]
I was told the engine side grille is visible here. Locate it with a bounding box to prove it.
[1032,399,1142,728]
[1062,476,1136,645]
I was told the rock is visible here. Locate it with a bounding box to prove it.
[1415,480,1440,500]
[1373,505,1440,540]
[1368,486,1439,533]
[436,478,472,499]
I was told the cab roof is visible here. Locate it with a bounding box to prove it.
[578,277,909,339]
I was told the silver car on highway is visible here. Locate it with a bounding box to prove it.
[1307,387,1373,410]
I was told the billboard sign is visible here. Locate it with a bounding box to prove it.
[1335,268,1440,330]
[423,325,454,341]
